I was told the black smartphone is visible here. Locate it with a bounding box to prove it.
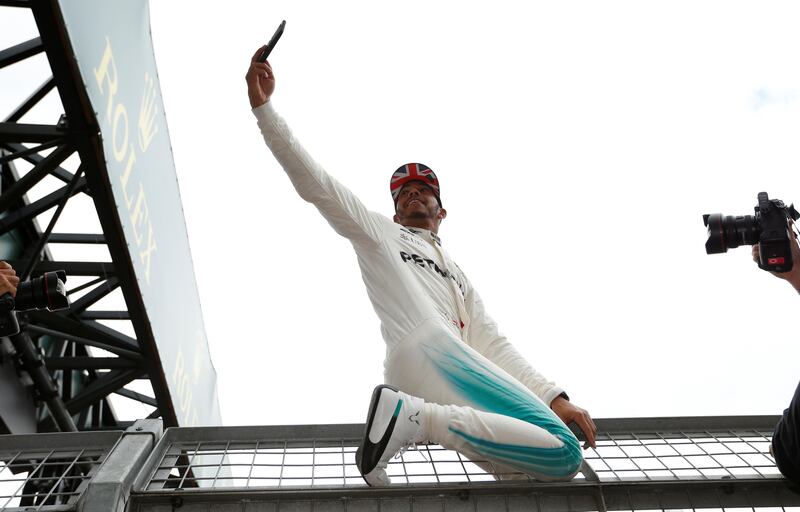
[258,20,286,62]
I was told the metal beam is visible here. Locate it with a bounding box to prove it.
[25,323,141,361]
[114,388,157,407]
[4,76,56,123]
[48,233,106,244]
[66,275,106,296]
[0,122,63,143]
[78,421,134,431]
[0,142,77,183]
[20,165,85,280]
[69,276,120,314]
[80,311,130,320]
[83,320,139,351]
[64,369,143,414]
[0,137,65,164]
[0,177,88,235]
[129,478,800,511]
[0,37,43,69]
[571,415,781,435]
[0,143,74,212]
[26,311,138,353]
[44,357,139,370]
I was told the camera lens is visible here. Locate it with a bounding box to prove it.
[14,271,69,312]
[704,213,760,254]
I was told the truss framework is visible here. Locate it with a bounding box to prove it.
[0,0,177,432]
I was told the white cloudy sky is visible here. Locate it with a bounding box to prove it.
[3,1,800,427]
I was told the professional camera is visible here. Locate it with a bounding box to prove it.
[703,192,800,272]
[0,270,70,337]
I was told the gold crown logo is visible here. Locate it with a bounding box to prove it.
[138,72,159,152]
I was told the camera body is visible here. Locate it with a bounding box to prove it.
[704,192,800,272]
[0,270,70,337]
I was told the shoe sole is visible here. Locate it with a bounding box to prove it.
[356,384,399,484]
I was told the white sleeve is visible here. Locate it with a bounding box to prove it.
[253,102,385,246]
[465,283,565,406]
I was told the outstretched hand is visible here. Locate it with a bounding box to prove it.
[246,46,276,109]
[551,396,597,449]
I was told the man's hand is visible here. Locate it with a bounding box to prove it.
[246,46,276,109]
[0,261,19,298]
[751,221,800,292]
[551,396,597,449]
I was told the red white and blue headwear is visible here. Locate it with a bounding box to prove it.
[390,163,441,207]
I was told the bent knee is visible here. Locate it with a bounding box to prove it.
[560,436,584,479]
[537,434,583,482]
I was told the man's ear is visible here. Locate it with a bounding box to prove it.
[437,208,447,220]
[393,214,401,224]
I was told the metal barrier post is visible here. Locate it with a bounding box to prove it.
[76,419,162,512]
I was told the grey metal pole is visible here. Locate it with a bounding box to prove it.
[8,330,77,432]
[77,419,163,512]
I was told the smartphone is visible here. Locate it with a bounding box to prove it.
[258,20,286,62]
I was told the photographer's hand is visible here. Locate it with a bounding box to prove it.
[246,46,276,109]
[0,261,19,297]
[752,222,800,292]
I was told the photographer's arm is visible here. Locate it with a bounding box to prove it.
[0,261,19,297]
[245,48,384,246]
[752,223,800,292]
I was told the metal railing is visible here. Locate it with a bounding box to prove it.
[129,417,800,512]
[1,418,797,511]
[0,431,121,511]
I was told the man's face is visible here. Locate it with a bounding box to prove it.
[394,180,441,221]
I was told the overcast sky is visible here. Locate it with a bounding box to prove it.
[3,1,800,427]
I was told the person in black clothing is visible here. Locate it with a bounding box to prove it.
[752,224,800,484]
[773,381,800,484]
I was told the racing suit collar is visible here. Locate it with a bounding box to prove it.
[407,227,442,246]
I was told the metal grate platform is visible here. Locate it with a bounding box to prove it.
[586,426,779,481]
[0,430,121,511]
[138,424,780,489]
[129,417,800,512]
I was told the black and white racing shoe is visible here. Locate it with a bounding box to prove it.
[355,384,426,486]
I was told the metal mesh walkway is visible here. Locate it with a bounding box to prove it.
[129,417,800,512]
[138,422,778,489]
[0,431,121,511]
[1,418,798,511]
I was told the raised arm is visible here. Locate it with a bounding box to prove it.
[245,48,385,246]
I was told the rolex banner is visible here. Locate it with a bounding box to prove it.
[56,0,222,428]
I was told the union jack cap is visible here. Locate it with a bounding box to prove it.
[390,163,441,207]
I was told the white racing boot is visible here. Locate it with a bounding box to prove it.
[356,385,426,486]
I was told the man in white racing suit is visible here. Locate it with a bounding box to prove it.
[246,49,596,486]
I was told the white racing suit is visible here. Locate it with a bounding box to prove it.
[254,102,582,480]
